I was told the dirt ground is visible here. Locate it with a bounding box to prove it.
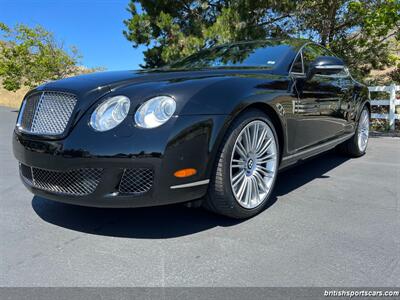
[0,86,28,108]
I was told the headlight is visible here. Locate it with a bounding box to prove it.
[134,96,176,128]
[90,95,130,132]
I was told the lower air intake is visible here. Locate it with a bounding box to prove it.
[19,164,102,196]
[119,168,153,194]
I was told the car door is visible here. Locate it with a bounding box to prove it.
[292,44,351,151]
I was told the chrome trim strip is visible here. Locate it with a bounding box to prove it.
[315,65,344,69]
[170,179,210,189]
[288,41,311,75]
[16,99,27,128]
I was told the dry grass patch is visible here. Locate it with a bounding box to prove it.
[0,86,29,109]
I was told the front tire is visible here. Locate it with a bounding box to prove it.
[204,109,279,219]
[337,106,370,157]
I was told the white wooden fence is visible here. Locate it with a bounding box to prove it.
[368,84,400,131]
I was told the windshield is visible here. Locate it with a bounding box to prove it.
[166,41,293,70]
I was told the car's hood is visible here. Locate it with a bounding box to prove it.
[37,68,279,97]
[37,69,230,94]
[30,68,287,120]
[39,70,157,94]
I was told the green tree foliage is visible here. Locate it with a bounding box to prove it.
[123,0,399,80]
[0,23,82,91]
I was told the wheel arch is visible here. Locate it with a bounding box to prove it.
[364,101,371,115]
[239,102,285,164]
[355,84,371,122]
[206,101,286,179]
[356,99,371,122]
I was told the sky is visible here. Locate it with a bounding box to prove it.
[0,0,145,70]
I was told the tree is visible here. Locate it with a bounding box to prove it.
[123,1,296,68]
[123,0,399,80]
[296,0,400,78]
[0,23,98,92]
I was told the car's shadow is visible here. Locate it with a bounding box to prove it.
[32,150,349,238]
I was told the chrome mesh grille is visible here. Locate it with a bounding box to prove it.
[19,164,102,196]
[119,168,153,194]
[17,91,77,135]
[19,93,41,130]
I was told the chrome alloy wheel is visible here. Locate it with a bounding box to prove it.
[230,120,278,209]
[357,109,369,152]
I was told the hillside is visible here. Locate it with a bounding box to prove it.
[0,85,29,108]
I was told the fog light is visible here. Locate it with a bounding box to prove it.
[174,168,197,178]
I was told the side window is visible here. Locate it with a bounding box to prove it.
[291,53,303,73]
[302,44,349,78]
[302,45,326,73]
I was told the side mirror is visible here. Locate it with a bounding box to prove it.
[307,56,345,80]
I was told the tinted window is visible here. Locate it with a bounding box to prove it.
[167,42,293,70]
[291,53,303,73]
[302,44,333,72]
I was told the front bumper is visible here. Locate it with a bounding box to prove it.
[13,114,228,207]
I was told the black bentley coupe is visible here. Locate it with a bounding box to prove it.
[13,39,370,219]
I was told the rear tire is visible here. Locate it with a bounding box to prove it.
[203,109,280,219]
[337,106,370,157]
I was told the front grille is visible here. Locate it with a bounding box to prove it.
[17,91,77,135]
[19,164,102,196]
[119,168,153,194]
